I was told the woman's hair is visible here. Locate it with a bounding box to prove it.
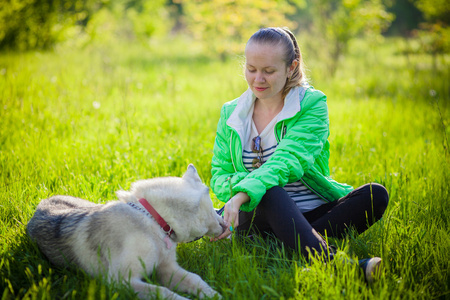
[247,27,307,99]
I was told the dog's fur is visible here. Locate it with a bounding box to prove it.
[27,164,225,300]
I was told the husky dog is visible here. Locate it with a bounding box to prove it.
[27,164,225,300]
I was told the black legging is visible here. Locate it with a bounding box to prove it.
[237,183,389,255]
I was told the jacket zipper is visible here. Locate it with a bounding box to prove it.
[229,133,237,173]
[275,122,285,143]
[230,130,249,173]
[276,121,329,202]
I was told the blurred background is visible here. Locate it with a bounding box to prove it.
[1,0,449,76]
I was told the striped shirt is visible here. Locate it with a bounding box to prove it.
[242,108,326,213]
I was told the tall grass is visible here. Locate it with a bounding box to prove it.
[0,37,449,299]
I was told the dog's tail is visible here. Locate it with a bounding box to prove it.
[116,190,138,203]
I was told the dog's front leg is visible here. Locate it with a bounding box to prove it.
[129,277,190,300]
[158,261,221,299]
[108,259,190,300]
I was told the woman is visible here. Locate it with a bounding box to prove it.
[210,27,389,280]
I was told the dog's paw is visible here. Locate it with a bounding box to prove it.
[200,289,222,300]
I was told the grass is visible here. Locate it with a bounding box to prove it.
[0,36,449,299]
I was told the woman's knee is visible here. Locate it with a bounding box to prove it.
[370,183,389,205]
[259,186,290,209]
[263,186,286,198]
[365,183,389,217]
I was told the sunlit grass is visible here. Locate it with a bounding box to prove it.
[0,37,449,299]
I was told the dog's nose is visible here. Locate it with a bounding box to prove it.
[213,213,226,234]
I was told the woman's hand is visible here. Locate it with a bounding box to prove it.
[213,192,249,241]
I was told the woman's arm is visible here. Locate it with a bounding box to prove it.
[210,105,248,202]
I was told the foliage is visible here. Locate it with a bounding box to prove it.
[0,0,438,80]
[0,37,449,299]
[412,0,449,24]
[383,0,424,36]
[86,0,172,45]
[177,0,394,67]
[0,0,65,50]
[415,23,450,55]
[178,0,298,59]
[306,0,394,76]
[0,0,171,51]
[410,0,450,70]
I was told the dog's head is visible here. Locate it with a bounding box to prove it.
[117,164,225,243]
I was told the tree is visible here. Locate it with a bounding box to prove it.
[179,0,297,60]
[384,0,424,36]
[412,0,449,24]
[0,0,63,50]
[83,0,171,46]
[307,0,394,76]
[411,0,450,72]
[0,0,171,51]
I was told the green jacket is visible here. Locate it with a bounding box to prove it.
[211,86,354,212]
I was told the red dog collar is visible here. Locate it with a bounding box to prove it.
[138,198,174,237]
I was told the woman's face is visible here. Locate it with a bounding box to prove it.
[245,42,292,103]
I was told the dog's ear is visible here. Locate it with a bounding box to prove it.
[182,164,202,184]
[116,190,138,202]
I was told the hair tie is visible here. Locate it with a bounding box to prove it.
[269,28,283,36]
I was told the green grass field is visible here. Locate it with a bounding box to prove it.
[1,37,449,299]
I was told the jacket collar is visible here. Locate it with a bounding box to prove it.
[226,86,308,143]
